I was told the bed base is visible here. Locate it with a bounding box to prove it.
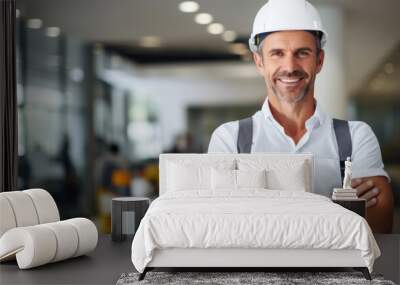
[138,266,371,281]
[138,248,372,281]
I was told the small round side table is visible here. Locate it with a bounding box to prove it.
[111,197,150,242]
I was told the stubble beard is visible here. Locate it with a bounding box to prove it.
[268,72,316,104]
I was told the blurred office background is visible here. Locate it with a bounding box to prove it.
[15,0,400,233]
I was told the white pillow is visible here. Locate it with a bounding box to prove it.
[236,169,267,189]
[166,158,236,192]
[267,162,307,191]
[167,162,210,191]
[237,159,308,191]
[211,168,268,191]
[211,168,236,190]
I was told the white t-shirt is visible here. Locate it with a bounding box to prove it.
[208,98,389,197]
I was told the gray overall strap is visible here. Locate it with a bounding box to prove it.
[237,117,253,153]
[333,118,352,181]
[237,117,352,181]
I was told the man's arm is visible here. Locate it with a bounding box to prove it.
[352,176,394,233]
[349,121,394,233]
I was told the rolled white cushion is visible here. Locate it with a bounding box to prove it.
[0,226,57,269]
[64,218,98,257]
[0,195,17,237]
[0,218,98,269]
[23,189,60,224]
[0,191,39,227]
[42,221,79,262]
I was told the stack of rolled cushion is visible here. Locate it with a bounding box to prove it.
[0,189,98,269]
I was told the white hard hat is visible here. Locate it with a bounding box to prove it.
[249,0,327,53]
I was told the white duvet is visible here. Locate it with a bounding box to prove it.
[131,190,380,273]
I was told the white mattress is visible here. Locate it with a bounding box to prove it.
[131,190,380,273]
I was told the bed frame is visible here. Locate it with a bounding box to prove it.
[140,248,371,280]
[138,154,372,281]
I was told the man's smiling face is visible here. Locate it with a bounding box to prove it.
[253,30,324,104]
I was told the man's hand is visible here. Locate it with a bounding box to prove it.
[351,178,379,208]
[351,176,394,233]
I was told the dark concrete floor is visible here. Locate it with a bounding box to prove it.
[1,234,399,285]
[373,234,400,284]
[0,235,134,285]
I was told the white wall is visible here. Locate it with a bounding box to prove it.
[315,4,347,119]
[137,63,266,150]
[344,1,400,95]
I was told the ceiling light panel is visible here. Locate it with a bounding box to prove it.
[195,13,213,25]
[179,1,199,13]
[46,27,61,37]
[27,18,42,29]
[222,30,237,42]
[207,23,224,35]
[139,36,162,48]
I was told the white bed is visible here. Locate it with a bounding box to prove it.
[131,153,380,280]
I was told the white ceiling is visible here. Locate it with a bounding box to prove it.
[17,0,400,93]
[17,0,399,47]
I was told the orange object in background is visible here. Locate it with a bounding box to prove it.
[100,213,112,234]
[142,163,159,196]
[143,164,158,182]
[96,187,115,234]
[112,169,132,187]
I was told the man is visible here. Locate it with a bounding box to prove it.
[208,0,394,233]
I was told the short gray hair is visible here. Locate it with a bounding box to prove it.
[255,31,322,57]
[256,40,265,56]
